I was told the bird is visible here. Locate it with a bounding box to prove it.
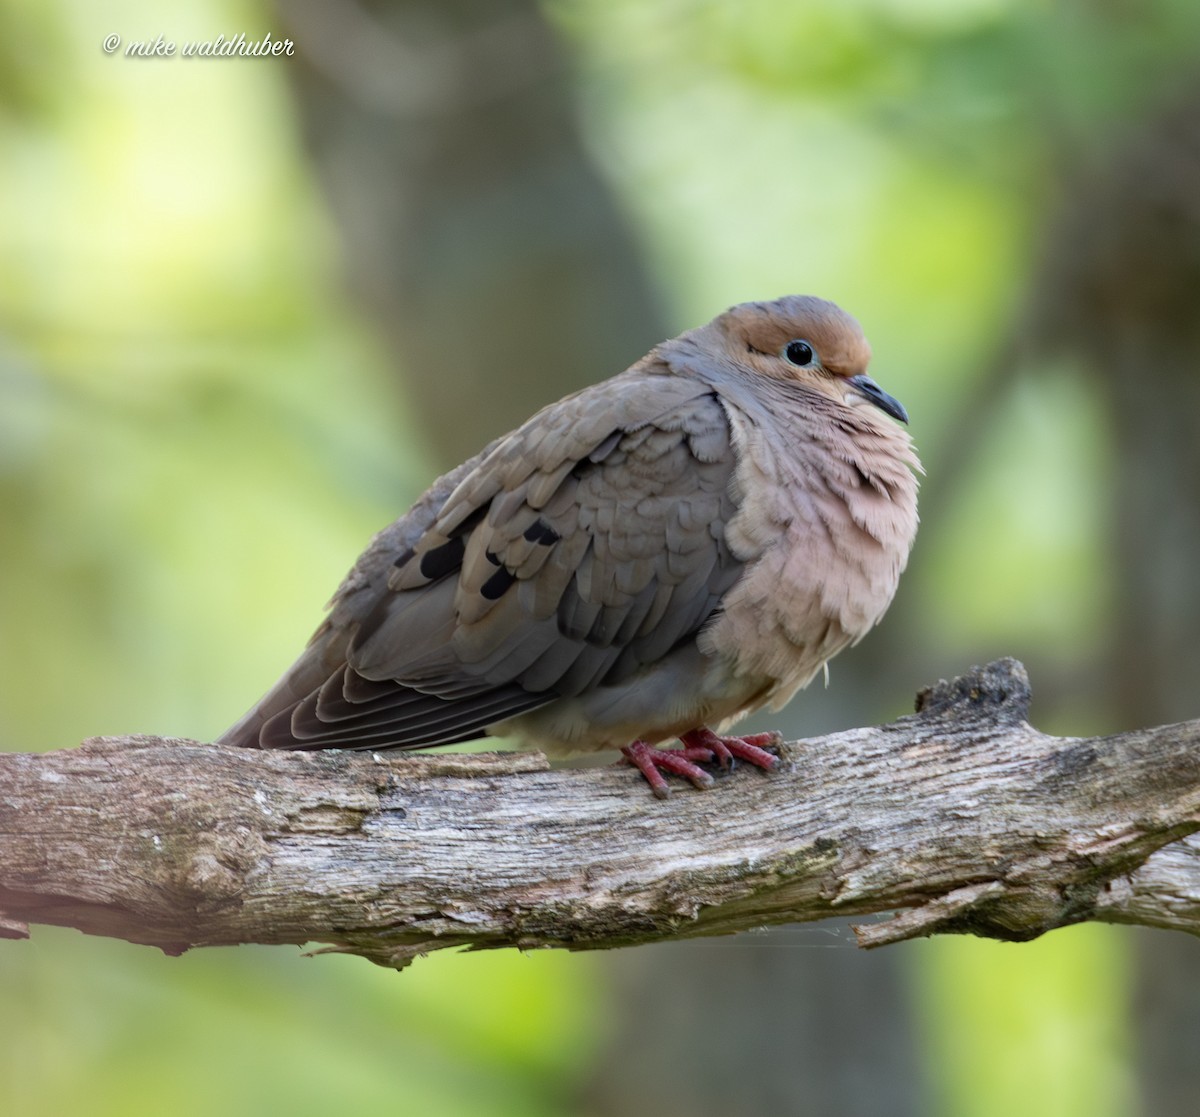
[220,295,920,797]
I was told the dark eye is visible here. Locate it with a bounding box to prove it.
[784,339,815,366]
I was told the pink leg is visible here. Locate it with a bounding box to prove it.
[679,728,781,771]
[621,740,716,799]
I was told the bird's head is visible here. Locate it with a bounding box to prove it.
[707,295,908,425]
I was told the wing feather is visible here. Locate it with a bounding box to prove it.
[229,368,745,752]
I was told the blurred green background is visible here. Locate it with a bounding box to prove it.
[4,0,1200,1114]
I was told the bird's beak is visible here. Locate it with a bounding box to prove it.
[848,374,908,424]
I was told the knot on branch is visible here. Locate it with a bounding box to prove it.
[913,658,1032,724]
[855,874,1109,949]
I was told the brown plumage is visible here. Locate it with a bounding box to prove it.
[220,296,920,796]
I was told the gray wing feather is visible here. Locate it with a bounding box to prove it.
[222,367,744,751]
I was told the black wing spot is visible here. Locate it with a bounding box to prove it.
[418,536,466,581]
[522,519,562,545]
[393,547,416,569]
[481,566,517,600]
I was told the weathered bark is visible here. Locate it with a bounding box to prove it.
[1,659,1198,970]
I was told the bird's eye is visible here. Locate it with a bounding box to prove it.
[783,340,816,366]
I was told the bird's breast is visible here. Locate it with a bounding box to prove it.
[699,401,920,707]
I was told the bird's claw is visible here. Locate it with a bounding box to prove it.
[680,728,781,771]
[621,729,781,797]
[620,741,715,798]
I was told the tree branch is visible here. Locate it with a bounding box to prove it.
[2,659,1199,969]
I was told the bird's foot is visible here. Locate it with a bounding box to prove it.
[620,730,781,798]
[679,728,781,771]
[620,740,716,799]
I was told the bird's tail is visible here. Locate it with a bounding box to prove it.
[218,621,344,749]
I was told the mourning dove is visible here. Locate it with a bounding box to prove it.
[221,295,920,796]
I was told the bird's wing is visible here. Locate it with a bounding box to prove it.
[249,368,744,750]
